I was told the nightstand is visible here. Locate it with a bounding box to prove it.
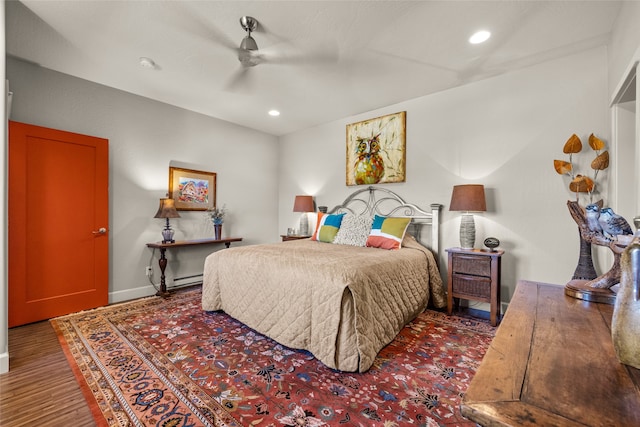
[446,247,504,326]
[280,235,310,242]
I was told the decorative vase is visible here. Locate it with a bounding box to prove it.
[214,223,222,240]
[612,235,640,369]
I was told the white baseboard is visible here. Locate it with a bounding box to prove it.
[108,275,203,304]
[109,285,157,304]
[0,351,9,374]
[173,274,203,287]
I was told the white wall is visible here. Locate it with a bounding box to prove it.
[279,46,611,306]
[6,56,280,302]
[608,1,640,224]
[608,1,640,99]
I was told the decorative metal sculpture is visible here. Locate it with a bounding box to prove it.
[484,237,500,251]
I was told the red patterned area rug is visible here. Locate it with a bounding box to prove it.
[51,286,495,427]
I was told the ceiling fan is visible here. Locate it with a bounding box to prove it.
[233,15,337,68]
[220,15,338,90]
[237,16,261,68]
[172,5,339,84]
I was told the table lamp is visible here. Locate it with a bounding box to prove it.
[293,195,314,236]
[154,197,180,243]
[450,184,486,249]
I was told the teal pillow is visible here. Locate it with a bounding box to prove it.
[366,215,411,250]
[311,212,346,243]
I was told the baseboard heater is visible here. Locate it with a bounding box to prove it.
[171,273,204,289]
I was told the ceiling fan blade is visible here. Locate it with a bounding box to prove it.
[168,3,237,52]
[251,21,288,46]
[223,67,254,93]
[258,43,340,66]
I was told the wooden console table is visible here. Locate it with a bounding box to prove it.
[146,237,242,297]
[462,280,640,426]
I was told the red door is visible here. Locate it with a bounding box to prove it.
[8,121,109,327]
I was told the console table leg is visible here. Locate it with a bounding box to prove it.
[146,238,242,298]
[156,248,170,297]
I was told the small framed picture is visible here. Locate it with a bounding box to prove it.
[168,167,216,211]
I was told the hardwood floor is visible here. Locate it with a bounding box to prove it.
[0,321,95,426]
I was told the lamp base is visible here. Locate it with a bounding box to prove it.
[299,213,309,236]
[459,214,476,249]
[162,227,175,244]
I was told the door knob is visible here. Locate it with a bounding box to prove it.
[92,227,107,235]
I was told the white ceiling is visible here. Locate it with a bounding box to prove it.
[7,1,622,136]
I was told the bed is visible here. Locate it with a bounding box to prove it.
[202,186,446,372]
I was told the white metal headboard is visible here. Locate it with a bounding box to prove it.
[327,186,443,257]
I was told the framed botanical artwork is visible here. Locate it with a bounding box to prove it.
[168,167,216,211]
[346,111,406,186]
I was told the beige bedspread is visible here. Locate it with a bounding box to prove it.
[201,235,445,372]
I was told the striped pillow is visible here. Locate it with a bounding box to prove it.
[366,215,411,250]
[311,212,346,243]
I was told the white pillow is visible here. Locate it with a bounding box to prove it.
[333,213,373,247]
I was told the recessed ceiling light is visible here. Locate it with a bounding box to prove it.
[469,30,491,44]
[268,110,280,117]
[139,57,157,69]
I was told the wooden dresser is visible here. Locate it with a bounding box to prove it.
[462,280,640,426]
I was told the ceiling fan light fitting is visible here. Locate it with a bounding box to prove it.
[238,49,259,67]
[240,35,258,51]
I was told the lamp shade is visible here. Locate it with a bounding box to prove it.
[449,185,486,212]
[293,195,314,213]
[154,198,181,219]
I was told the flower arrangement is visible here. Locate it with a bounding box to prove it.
[206,204,227,225]
[553,133,609,205]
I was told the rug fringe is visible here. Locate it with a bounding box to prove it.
[50,320,111,427]
[49,294,162,322]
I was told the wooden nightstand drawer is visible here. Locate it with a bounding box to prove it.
[452,274,491,299]
[451,254,491,277]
